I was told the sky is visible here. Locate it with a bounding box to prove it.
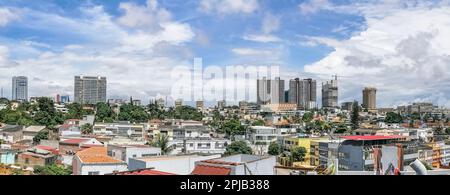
[1,0,450,107]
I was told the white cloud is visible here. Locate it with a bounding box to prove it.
[299,0,331,15]
[304,4,450,107]
[232,48,273,56]
[199,0,259,15]
[0,8,18,26]
[262,12,280,34]
[0,1,195,102]
[243,34,281,43]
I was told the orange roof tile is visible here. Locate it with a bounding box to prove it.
[76,147,124,164]
[191,165,231,175]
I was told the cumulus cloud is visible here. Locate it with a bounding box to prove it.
[304,4,450,107]
[199,0,259,15]
[0,8,18,26]
[243,34,281,43]
[0,1,195,102]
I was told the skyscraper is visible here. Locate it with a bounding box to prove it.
[322,76,339,109]
[288,78,317,110]
[12,76,28,102]
[363,87,377,110]
[74,75,107,104]
[257,77,285,105]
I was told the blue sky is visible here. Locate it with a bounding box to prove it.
[1,0,450,107]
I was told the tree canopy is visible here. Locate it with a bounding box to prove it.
[224,141,252,155]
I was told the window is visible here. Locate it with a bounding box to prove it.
[132,154,137,158]
[25,158,29,164]
[88,171,100,175]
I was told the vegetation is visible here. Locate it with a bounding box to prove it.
[95,102,115,122]
[385,112,403,123]
[81,123,93,135]
[290,146,307,162]
[224,141,253,155]
[33,130,49,144]
[33,164,72,175]
[118,103,149,123]
[220,119,246,137]
[302,112,314,123]
[151,134,173,155]
[252,119,265,126]
[350,101,359,130]
[268,142,281,156]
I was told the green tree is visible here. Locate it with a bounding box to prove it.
[221,119,246,137]
[446,128,450,135]
[118,104,149,123]
[290,147,307,162]
[385,112,403,123]
[66,103,85,119]
[224,141,252,155]
[268,142,281,156]
[33,97,64,128]
[34,164,72,175]
[351,101,360,130]
[33,130,49,144]
[411,112,421,120]
[302,112,314,123]
[11,169,24,175]
[95,102,115,122]
[252,119,265,126]
[81,123,93,135]
[151,134,173,155]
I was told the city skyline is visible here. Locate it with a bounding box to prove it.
[1,1,450,107]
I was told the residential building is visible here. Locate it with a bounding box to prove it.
[93,122,145,139]
[248,126,278,154]
[170,138,230,155]
[342,101,358,111]
[196,100,204,110]
[175,99,183,108]
[22,126,46,141]
[261,103,298,113]
[363,87,377,111]
[74,75,107,104]
[0,125,23,143]
[217,100,226,110]
[59,138,103,155]
[73,147,128,175]
[107,144,161,164]
[283,136,327,165]
[128,154,222,175]
[290,78,317,110]
[17,148,57,168]
[322,76,338,109]
[257,77,285,105]
[337,135,408,171]
[192,154,276,175]
[12,76,28,102]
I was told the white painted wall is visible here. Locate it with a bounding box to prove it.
[129,155,221,175]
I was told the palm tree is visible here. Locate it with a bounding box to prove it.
[151,134,173,155]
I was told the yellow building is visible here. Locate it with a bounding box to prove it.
[283,137,327,166]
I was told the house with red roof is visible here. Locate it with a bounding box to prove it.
[73,147,127,175]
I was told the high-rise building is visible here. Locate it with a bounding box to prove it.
[322,76,339,109]
[74,76,107,104]
[362,87,377,110]
[196,100,204,110]
[288,78,317,110]
[217,100,226,110]
[175,99,183,108]
[257,77,285,105]
[61,95,70,104]
[12,76,28,102]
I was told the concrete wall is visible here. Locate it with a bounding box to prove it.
[129,155,221,175]
[233,156,276,175]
